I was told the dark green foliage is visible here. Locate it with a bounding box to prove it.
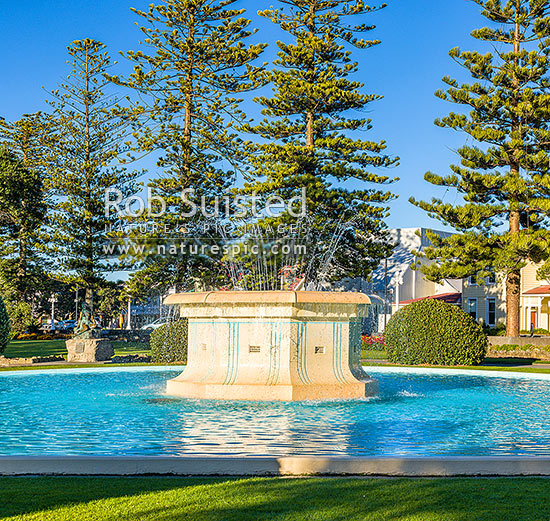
[112,0,266,292]
[5,301,40,335]
[385,299,487,366]
[0,147,48,304]
[45,39,139,307]
[411,0,550,336]
[521,328,550,335]
[485,322,507,337]
[95,283,125,327]
[0,295,11,354]
[244,0,398,286]
[150,320,188,364]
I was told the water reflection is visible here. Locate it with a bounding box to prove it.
[0,369,549,456]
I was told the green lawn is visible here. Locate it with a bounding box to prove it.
[0,477,549,521]
[4,339,67,358]
[361,348,387,360]
[111,341,150,356]
[4,339,150,359]
[5,340,550,376]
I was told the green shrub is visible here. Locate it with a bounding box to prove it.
[12,332,71,341]
[0,296,11,354]
[485,322,507,336]
[520,328,550,336]
[150,319,188,364]
[385,299,487,366]
[6,301,40,335]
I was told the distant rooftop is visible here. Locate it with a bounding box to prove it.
[523,285,550,296]
[399,292,462,306]
[369,228,455,292]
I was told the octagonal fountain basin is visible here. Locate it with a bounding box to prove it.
[163,291,377,401]
[1,366,550,457]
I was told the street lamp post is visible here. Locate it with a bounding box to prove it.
[127,299,132,330]
[48,294,58,331]
[74,287,79,320]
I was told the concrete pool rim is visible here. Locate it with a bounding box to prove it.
[2,364,550,381]
[1,456,550,477]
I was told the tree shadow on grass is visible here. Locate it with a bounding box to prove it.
[1,477,550,521]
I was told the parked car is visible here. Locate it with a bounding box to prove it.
[55,320,77,333]
[140,317,175,331]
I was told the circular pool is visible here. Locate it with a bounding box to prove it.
[1,366,549,457]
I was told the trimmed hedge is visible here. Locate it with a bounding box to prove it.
[520,328,550,335]
[150,319,188,364]
[385,299,487,366]
[0,297,10,354]
[13,333,71,341]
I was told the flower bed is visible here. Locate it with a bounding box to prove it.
[361,335,385,348]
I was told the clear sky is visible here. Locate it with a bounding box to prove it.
[1,0,489,231]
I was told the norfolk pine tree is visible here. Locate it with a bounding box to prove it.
[0,148,47,304]
[0,112,54,182]
[111,0,266,292]
[0,113,54,305]
[244,0,398,286]
[411,0,550,337]
[46,39,140,309]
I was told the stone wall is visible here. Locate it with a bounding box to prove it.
[487,336,550,360]
[488,336,550,347]
[487,347,550,361]
[110,354,151,364]
[0,355,65,367]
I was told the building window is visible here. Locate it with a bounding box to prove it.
[487,298,496,326]
[487,272,496,285]
[468,276,477,286]
[467,298,477,320]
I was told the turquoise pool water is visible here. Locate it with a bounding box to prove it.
[1,367,549,456]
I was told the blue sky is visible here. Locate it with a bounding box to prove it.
[1,0,488,230]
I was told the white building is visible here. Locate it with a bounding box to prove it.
[370,228,462,312]
[337,228,462,329]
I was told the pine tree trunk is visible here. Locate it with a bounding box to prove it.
[17,235,27,301]
[184,87,192,172]
[84,44,94,314]
[306,3,315,149]
[183,18,195,177]
[506,269,521,337]
[505,1,522,339]
[306,112,314,147]
[85,287,93,308]
[506,210,521,337]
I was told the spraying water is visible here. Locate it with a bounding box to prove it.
[203,214,363,291]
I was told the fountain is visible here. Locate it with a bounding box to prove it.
[164,290,378,401]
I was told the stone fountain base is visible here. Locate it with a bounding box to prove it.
[165,381,376,401]
[164,291,378,401]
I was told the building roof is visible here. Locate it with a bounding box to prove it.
[523,285,550,296]
[370,228,455,292]
[399,292,462,306]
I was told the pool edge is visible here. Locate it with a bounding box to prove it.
[1,456,550,476]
